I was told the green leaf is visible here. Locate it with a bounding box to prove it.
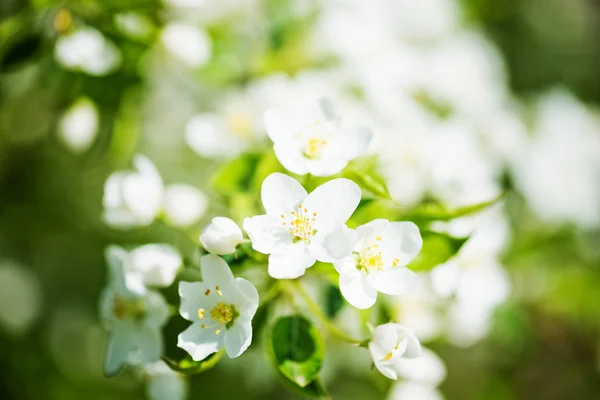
[343,156,392,200]
[405,193,506,224]
[324,285,344,319]
[1,34,42,70]
[211,153,261,195]
[408,230,469,272]
[162,349,223,375]
[269,315,324,388]
[252,149,286,191]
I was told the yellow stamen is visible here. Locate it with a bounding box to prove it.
[197,308,205,319]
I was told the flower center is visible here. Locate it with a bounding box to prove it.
[281,204,318,243]
[112,294,146,320]
[296,121,332,160]
[210,302,236,325]
[355,237,384,273]
[226,113,254,139]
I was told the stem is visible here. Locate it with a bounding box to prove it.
[288,280,366,346]
[259,281,282,308]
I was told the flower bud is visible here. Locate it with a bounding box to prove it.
[200,217,244,255]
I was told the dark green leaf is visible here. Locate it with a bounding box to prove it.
[1,35,42,70]
[408,230,469,272]
[324,285,344,319]
[162,349,223,375]
[269,315,324,388]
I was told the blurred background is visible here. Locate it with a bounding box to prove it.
[1,0,600,399]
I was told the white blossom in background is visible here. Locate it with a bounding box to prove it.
[513,89,600,228]
[178,255,259,360]
[393,280,444,343]
[103,155,164,228]
[388,382,445,400]
[388,347,447,400]
[264,99,372,176]
[144,360,188,400]
[200,217,244,255]
[369,323,422,380]
[99,246,169,376]
[163,184,209,227]
[330,220,422,309]
[0,260,42,336]
[161,22,211,68]
[430,208,512,347]
[57,97,99,153]
[127,244,183,288]
[55,27,121,76]
[114,12,155,40]
[243,173,361,279]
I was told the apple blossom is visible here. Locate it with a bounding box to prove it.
[99,246,169,376]
[264,99,372,176]
[243,173,361,279]
[369,323,422,380]
[103,155,164,229]
[127,244,182,288]
[177,255,258,360]
[200,217,244,255]
[330,219,422,309]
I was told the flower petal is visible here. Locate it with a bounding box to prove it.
[103,326,133,376]
[224,320,253,358]
[396,325,422,358]
[261,173,308,215]
[123,156,163,223]
[303,178,361,230]
[331,127,373,160]
[339,273,377,309]
[243,214,290,254]
[177,323,224,361]
[305,158,349,177]
[383,222,423,265]
[268,243,315,279]
[264,109,296,143]
[200,254,234,287]
[313,225,358,262]
[273,143,310,175]
[233,278,259,319]
[128,244,182,288]
[369,267,420,296]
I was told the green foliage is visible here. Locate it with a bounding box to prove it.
[409,230,469,272]
[324,284,344,319]
[268,315,325,391]
[343,156,392,200]
[162,350,223,375]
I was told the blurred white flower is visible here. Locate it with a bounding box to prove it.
[393,282,444,343]
[103,155,164,228]
[200,217,244,255]
[55,27,121,76]
[513,89,600,228]
[264,99,372,176]
[388,382,445,400]
[243,173,361,279]
[99,246,169,376]
[331,220,422,309]
[369,323,422,380]
[0,260,42,336]
[127,244,182,288]
[387,0,460,41]
[58,97,98,153]
[178,255,259,360]
[393,347,447,386]
[114,12,155,40]
[144,360,188,400]
[161,22,211,68]
[163,184,209,227]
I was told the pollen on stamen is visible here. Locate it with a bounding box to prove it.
[197,308,205,319]
[215,329,221,335]
[383,352,393,361]
[376,236,382,241]
[205,289,211,296]
[201,324,205,328]
[217,290,223,296]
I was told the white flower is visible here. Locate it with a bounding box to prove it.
[127,244,182,288]
[331,219,422,309]
[388,382,445,400]
[264,99,372,176]
[161,22,211,68]
[177,254,259,360]
[369,323,422,380]
[54,27,121,76]
[99,246,169,376]
[144,360,188,400]
[162,184,209,227]
[393,347,446,386]
[58,97,99,153]
[243,173,361,279]
[103,155,164,229]
[200,217,244,255]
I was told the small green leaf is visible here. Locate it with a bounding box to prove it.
[409,230,469,272]
[162,350,223,375]
[269,315,324,388]
[324,285,344,319]
[405,193,506,224]
[343,156,392,200]
[211,153,262,195]
[252,149,286,191]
